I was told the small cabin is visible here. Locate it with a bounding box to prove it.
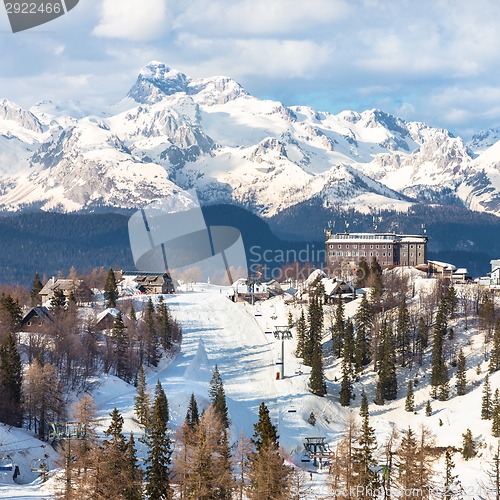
[134,273,175,294]
[20,307,53,333]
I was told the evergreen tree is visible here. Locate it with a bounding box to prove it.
[31,272,43,305]
[287,311,293,330]
[339,336,353,406]
[144,384,173,500]
[112,311,130,381]
[396,296,412,367]
[355,258,370,288]
[482,374,493,420]
[489,320,500,373]
[305,293,323,365]
[405,380,415,412]
[153,380,169,427]
[309,341,327,397]
[104,268,118,308]
[461,429,476,459]
[144,298,160,366]
[249,402,290,499]
[0,332,23,426]
[50,288,66,310]
[430,301,449,400]
[416,317,429,365]
[375,321,397,404]
[425,400,432,416]
[331,298,345,358]
[456,348,467,396]
[252,402,278,452]
[186,392,200,428]
[156,296,172,351]
[295,310,307,360]
[210,364,230,428]
[0,294,22,331]
[354,294,373,370]
[124,432,143,500]
[492,389,500,438]
[134,365,150,426]
[353,391,378,496]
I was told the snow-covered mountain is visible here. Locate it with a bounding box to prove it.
[0,61,499,217]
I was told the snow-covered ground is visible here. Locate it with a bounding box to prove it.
[2,279,500,498]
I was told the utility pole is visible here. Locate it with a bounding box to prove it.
[274,326,292,379]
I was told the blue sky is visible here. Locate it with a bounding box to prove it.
[1,0,499,137]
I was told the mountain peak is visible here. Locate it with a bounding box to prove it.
[127,62,189,104]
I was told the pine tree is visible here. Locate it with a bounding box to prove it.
[112,311,130,381]
[144,385,173,500]
[405,380,415,412]
[104,268,118,308]
[456,348,467,396]
[144,297,160,366]
[462,429,476,459]
[355,258,370,288]
[210,364,230,428]
[287,311,293,330]
[354,294,373,370]
[490,320,500,373]
[0,332,23,426]
[375,321,397,404]
[31,273,43,305]
[353,391,378,497]
[492,389,500,438]
[416,317,429,365]
[295,310,307,360]
[396,296,412,367]
[124,432,143,500]
[0,294,22,331]
[186,392,199,428]
[153,380,169,427]
[339,337,353,406]
[425,400,432,416]
[305,293,323,365]
[430,301,449,400]
[157,296,172,351]
[331,298,345,358]
[309,341,327,397]
[50,288,66,310]
[252,402,278,452]
[482,374,493,420]
[249,402,290,499]
[134,366,150,426]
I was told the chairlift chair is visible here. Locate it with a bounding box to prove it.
[30,458,49,474]
[0,455,13,473]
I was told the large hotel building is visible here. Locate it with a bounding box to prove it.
[325,232,428,274]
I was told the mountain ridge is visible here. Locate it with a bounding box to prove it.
[0,61,499,219]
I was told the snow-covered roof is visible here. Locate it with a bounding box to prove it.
[96,308,120,323]
[305,269,327,286]
[428,260,456,271]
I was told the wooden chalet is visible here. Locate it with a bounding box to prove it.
[20,307,53,333]
[95,308,121,332]
[39,278,93,303]
[134,273,175,294]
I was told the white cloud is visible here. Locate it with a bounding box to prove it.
[93,0,168,41]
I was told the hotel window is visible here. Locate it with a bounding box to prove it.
[383,253,386,257]
[353,251,358,256]
[388,253,391,256]
[346,244,349,249]
[370,245,373,249]
[330,244,333,249]
[376,245,379,249]
[338,245,341,249]
[370,252,373,256]
[338,251,343,256]
[362,244,365,249]
[418,253,421,257]
[376,252,379,257]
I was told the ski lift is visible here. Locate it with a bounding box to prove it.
[0,455,13,473]
[31,458,49,474]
